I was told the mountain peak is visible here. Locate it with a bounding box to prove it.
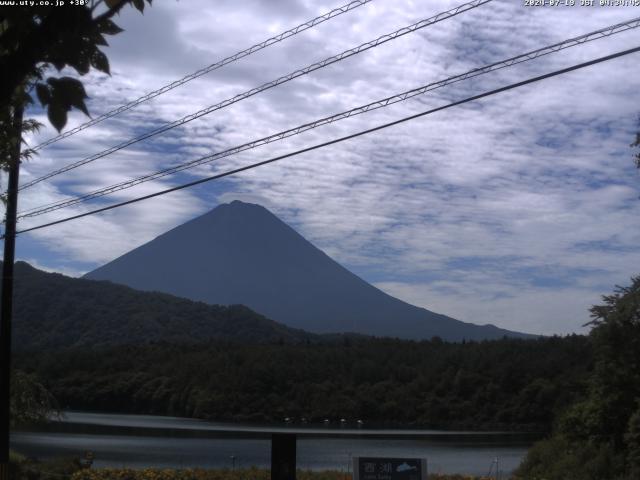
[228,199,256,207]
[222,199,262,210]
[198,200,279,226]
[85,203,533,341]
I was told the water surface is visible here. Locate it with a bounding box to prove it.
[12,412,536,476]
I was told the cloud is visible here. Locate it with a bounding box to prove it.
[5,0,640,335]
[374,280,597,335]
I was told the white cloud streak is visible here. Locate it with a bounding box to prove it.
[4,0,640,334]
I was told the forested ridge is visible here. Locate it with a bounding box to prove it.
[8,261,314,348]
[15,335,590,431]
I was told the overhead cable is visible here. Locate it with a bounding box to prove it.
[10,45,640,238]
[17,16,640,219]
[19,0,493,191]
[30,0,375,152]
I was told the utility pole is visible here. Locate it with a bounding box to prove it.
[0,98,24,480]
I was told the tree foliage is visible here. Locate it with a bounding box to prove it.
[626,405,640,479]
[10,370,59,427]
[0,0,152,170]
[7,263,594,431]
[515,277,640,480]
[9,261,312,349]
[632,118,640,169]
[15,335,591,431]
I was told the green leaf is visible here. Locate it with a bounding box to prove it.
[132,0,144,12]
[47,76,90,118]
[90,50,110,75]
[104,0,124,7]
[51,59,65,71]
[97,19,124,36]
[73,48,91,75]
[21,119,42,135]
[93,33,109,47]
[47,102,67,133]
[35,83,51,106]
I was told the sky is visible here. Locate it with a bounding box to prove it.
[4,0,640,336]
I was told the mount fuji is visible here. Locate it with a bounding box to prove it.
[85,201,532,341]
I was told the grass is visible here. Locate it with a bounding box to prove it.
[8,454,496,480]
[70,468,496,480]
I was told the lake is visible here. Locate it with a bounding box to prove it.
[11,412,538,476]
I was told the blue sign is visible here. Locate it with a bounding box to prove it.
[353,457,427,480]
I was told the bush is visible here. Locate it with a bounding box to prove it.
[9,452,83,480]
[513,435,624,480]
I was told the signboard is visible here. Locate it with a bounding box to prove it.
[353,457,427,480]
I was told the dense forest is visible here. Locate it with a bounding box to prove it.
[9,261,314,348]
[10,263,640,478]
[15,335,590,432]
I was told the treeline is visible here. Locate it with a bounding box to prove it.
[15,335,591,431]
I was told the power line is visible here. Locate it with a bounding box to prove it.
[30,0,375,152]
[10,45,640,238]
[17,16,640,219]
[19,0,493,192]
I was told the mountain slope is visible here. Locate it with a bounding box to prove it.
[85,201,532,341]
[9,261,313,350]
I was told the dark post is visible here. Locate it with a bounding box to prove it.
[0,99,23,480]
[271,433,296,480]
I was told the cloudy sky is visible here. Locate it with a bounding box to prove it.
[5,0,640,335]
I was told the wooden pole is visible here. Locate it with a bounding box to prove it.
[271,433,296,480]
[0,98,23,480]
